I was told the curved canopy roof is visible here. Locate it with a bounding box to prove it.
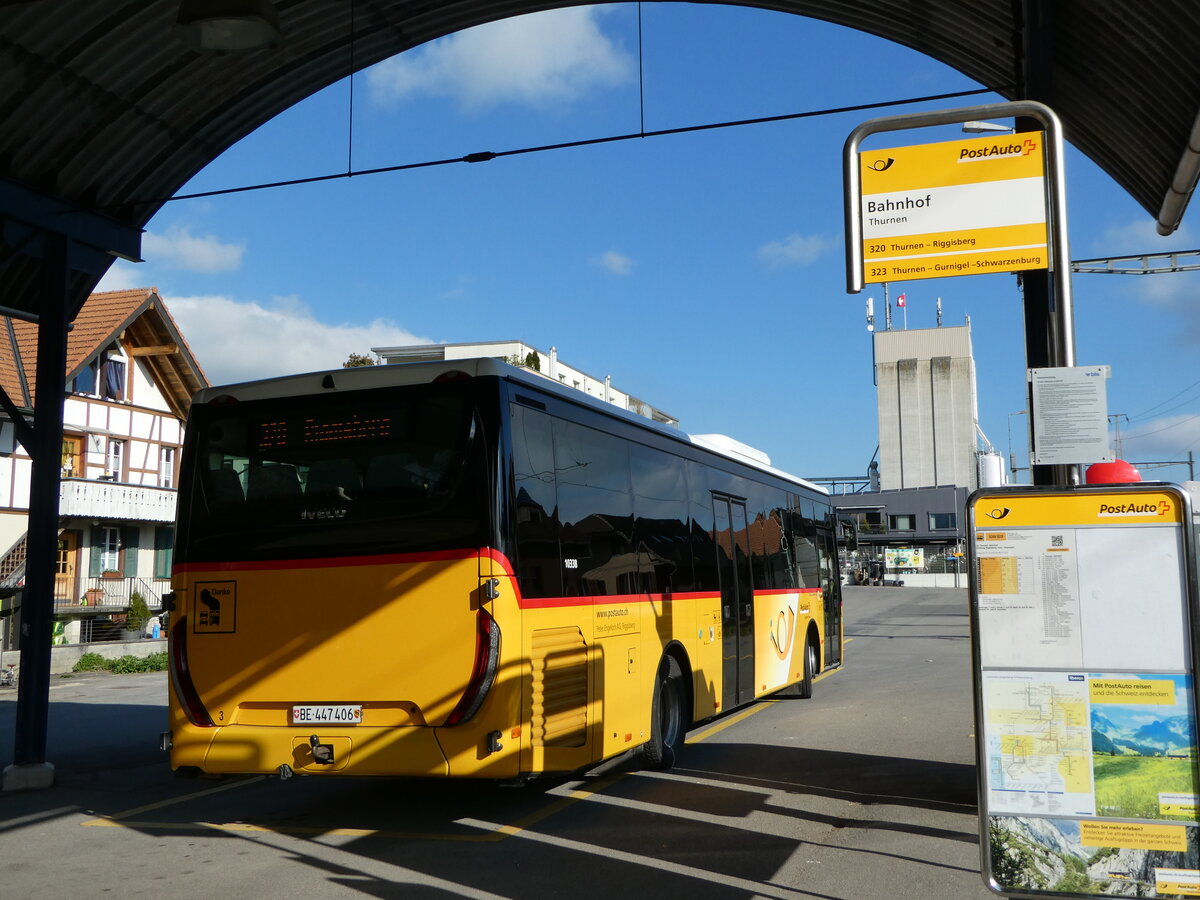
[2,1,1199,319]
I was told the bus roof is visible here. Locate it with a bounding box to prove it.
[192,358,828,496]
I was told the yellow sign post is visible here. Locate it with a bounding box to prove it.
[859,132,1049,284]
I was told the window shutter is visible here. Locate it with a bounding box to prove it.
[89,525,102,577]
[154,527,173,579]
[122,526,140,576]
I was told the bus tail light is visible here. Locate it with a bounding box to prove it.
[444,608,500,726]
[169,617,215,727]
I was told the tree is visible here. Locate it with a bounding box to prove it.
[343,352,376,368]
[524,351,541,371]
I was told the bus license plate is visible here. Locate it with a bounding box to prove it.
[291,705,362,725]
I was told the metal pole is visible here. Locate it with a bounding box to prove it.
[6,233,69,789]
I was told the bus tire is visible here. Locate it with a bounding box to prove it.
[644,655,687,770]
[796,637,818,700]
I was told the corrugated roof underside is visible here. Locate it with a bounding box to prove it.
[0,1,1198,316]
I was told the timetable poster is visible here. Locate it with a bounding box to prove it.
[971,488,1200,898]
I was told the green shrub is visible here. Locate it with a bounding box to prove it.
[110,652,165,673]
[72,651,168,674]
[73,652,109,672]
[126,592,151,634]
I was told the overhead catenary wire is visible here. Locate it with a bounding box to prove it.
[150,86,998,206]
[1125,375,1200,422]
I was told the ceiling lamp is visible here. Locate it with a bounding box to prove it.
[176,0,281,51]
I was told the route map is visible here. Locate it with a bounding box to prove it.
[984,672,1094,817]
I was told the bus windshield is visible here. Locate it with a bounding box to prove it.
[178,384,491,563]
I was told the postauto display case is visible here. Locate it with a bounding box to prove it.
[968,483,1200,898]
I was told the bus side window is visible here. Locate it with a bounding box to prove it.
[554,419,633,597]
[630,443,693,593]
[511,404,562,598]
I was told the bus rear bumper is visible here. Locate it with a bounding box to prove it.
[170,723,452,777]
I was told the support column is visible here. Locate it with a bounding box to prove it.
[1021,0,1079,487]
[3,233,69,791]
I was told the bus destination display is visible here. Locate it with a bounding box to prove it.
[253,413,394,450]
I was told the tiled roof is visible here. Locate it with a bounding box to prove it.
[0,287,208,418]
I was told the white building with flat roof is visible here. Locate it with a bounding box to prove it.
[371,341,679,428]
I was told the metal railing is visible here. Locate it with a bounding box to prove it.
[59,478,177,523]
[56,575,167,613]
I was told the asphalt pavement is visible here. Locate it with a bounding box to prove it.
[0,586,994,899]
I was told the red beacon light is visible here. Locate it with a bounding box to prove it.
[1085,459,1142,484]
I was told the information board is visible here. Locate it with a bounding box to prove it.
[1030,366,1113,466]
[859,132,1049,284]
[969,485,1200,898]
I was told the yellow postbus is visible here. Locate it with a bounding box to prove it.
[165,358,843,779]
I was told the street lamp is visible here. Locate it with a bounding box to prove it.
[962,120,1015,134]
[176,0,281,51]
[1008,410,1029,481]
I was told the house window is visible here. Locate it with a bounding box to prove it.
[889,514,916,531]
[106,440,124,481]
[848,510,886,534]
[71,359,98,395]
[929,512,957,530]
[100,356,126,401]
[100,526,121,572]
[61,435,83,478]
[159,446,175,488]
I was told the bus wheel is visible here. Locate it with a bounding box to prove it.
[644,655,686,770]
[797,637,818,700]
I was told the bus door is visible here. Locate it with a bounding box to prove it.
[817,522,843,666]
[713,494,755,709]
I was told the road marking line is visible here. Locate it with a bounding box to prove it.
[83,818,507,841]
[82,776,264,825]
[82,662,847,838]
[84,775,626,843]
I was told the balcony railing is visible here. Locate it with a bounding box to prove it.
[59,478,176,523]
[55,574,168,613]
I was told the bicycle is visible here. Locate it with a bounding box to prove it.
[0,663,16,688]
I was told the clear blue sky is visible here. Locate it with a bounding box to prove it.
[98,4,1200,482]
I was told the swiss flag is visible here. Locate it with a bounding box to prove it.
[896,293,907,307]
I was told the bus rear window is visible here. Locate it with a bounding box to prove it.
[181,386,489,560]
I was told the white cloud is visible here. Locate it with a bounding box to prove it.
[162,294,432,386]
[757,233,836,269]
[142,225,245,273]
[1095,218,1195,256]
[367,7,633,111]
[94,260,145,292]
[1130,269,1200,308]
[595,250,634,276]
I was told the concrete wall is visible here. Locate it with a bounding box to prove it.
[1,637,165,676]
